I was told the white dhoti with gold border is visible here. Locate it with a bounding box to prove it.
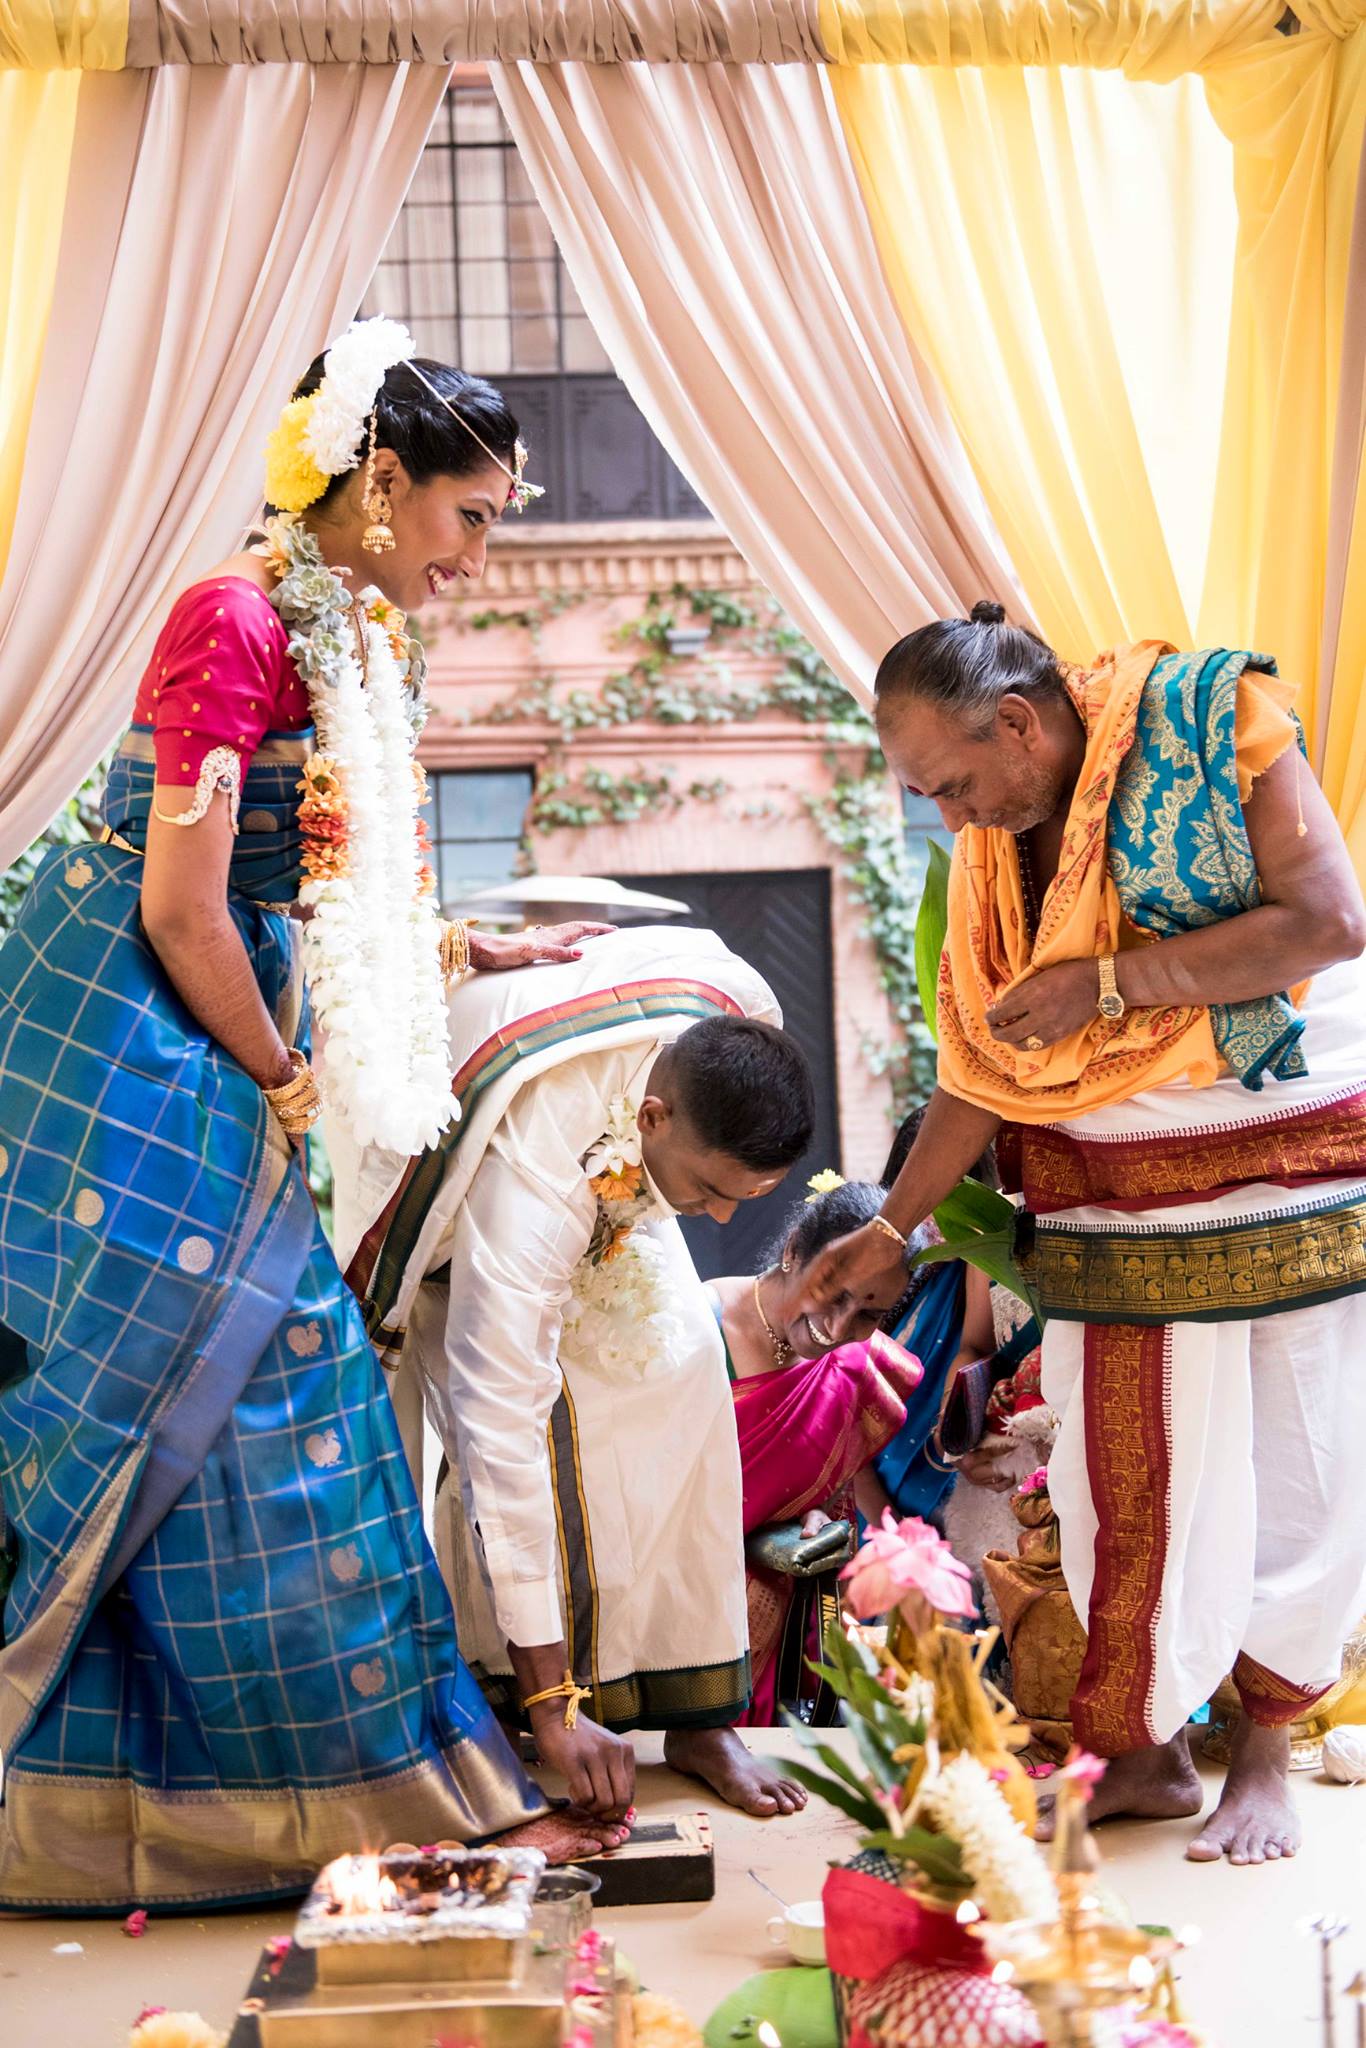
[1015,956,1366,1750]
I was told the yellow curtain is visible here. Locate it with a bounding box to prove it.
[0,72,81,585]
[1201,25,1366,779]
[827,3,1366,886]
[828,61,1236,658]
[1321,268,1366,871]
[819,0,1282,77]
[0,0,126,65]
[0,0,125,582]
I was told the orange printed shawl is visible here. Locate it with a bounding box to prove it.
[936,642,1221,1123]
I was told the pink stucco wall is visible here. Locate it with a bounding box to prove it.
[417,523,905,1178]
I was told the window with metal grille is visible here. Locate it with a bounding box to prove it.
[362,83,709,523]
[423,767,534,910]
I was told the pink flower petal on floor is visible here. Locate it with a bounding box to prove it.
[123,1910,148,1938]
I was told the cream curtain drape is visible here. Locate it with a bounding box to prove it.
[494,58,1024,705]
[0,60,448,865]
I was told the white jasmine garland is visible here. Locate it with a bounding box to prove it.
[561,1226,688,1385]
[916,1754,1058,1925]
[562,1112,687,1382]
[268,515,452,1156]
[302,317,415,481]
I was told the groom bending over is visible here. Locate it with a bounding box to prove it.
[338,926,816,1818]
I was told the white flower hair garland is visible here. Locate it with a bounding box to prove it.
[302,317,415,480]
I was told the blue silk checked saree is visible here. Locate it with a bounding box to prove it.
[0,730,542,1910]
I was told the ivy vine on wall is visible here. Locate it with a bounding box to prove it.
[458,585,937,1112]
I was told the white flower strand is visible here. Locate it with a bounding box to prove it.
[302,317,415,480]
[364,611,451,1126]
[269,514,451,1157]
[300,611,450,1153]
[560,1226,688,1386]
[916,1754,1058,1926]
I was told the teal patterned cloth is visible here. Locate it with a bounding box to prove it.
[1108,648,1308,1090]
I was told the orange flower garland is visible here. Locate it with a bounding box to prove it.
[298,754,349,883]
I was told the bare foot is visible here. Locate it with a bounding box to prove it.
[663,1726,808,1817]
[1186,1717,1299,1866]
[1035,1733,1203,1841]
[496,1804,631,1864]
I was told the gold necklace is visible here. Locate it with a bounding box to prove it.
[752,1272,793,1369]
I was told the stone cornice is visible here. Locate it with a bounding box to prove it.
[417,717,869,770]
[473,520,754,597]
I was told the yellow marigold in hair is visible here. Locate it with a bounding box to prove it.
[631,1991,704,2048]
[264,397,330,514]
[128,2012,225,2048]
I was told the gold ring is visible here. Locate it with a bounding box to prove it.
[1024,1034,1044,1051]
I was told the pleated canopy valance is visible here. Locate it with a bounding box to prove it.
[7,0,1359,70]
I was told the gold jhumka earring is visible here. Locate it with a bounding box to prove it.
[360,409,395,555]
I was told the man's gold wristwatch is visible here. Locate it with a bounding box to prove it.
[1097,954,1126,1021]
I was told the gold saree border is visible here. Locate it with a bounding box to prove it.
[1029,1193,1366,1323]
[0,1739,539,1908]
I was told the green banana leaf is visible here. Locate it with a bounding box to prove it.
[783,1721,892,1810]
[911,1174,1043,1325]
[913,839,951,1043]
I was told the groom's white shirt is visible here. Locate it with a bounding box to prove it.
[334,925,779,1653]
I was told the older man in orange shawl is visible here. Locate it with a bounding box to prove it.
[808,602,1366,1869]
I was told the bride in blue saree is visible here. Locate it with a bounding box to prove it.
[0,323,617,1910]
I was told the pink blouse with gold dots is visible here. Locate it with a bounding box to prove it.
[132,578,310,787]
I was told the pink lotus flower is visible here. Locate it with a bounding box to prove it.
[840,1510,976,1628]
[1058,1746,1107,1799]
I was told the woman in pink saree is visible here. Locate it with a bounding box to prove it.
[710,1180,923,1725]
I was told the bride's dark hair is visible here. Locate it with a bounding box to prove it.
[289,353,520,507]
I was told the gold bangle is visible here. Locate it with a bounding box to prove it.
[870,1214,909,1254]
[439,918,472,988]
[521,1671,593,1731]
[264,1049,322,1134]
